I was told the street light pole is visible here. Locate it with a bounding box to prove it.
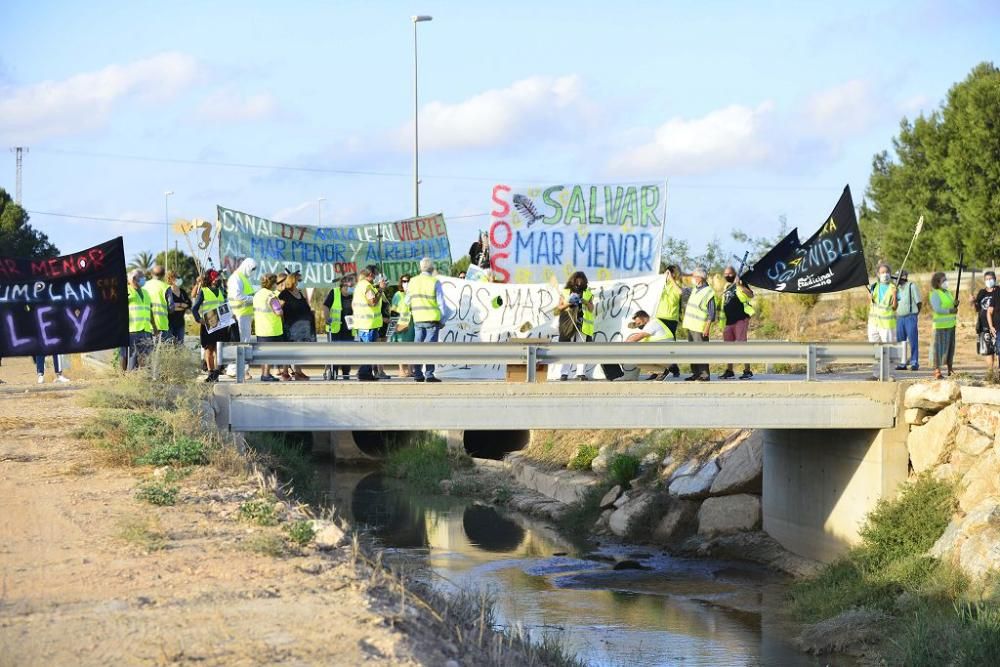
[412,14,432,219]
[317,197,326,225]
[164,191,174,273]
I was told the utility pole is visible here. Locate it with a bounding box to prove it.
[10,147,28,203]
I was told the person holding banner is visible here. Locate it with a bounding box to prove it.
[253,273,284,382]
[228,258,258,344]
[192,269,227,382]
[929,272,957,379]
[322,277,354,381]
[405,258,452,383]
[144,265,170,342]
[353,267,383,382]
[681,267,716,381]
[34,355,70,384]
[124,269,154,371]
[973,271,998,374]
[654,265,682,379]
[557,272,596,381]
[719,266,755,380]
[867,263,898,345]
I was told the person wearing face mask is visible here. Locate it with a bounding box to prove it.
[718,266,755,380]
[929,272,958,379]
[653,265,683,379]
[122,269,154,371]
[893,270,922,371]
[681,266,716,381]
[390,274,415,378]
[164,270,191,345]
[353,266,384,381]
[867,262,898,348]
[191,269,227,382]
[322,277,354,380]
[278,268,314,380]
[228,258,257,344]
[556,271,596,381]
[973,270,998,374]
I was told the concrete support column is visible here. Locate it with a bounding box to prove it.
[763,420,909,562]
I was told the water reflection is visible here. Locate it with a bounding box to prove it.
[320,467,835,667]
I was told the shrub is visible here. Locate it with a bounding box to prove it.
[137,436,208,466]
[557,482,615,543]
[244,432,317,501]
[239,497,280,526]
[135,481,178,506]
[607,454,641,488]
[286,520,316,546]
[858,475,956,568]
[567,444,599,471]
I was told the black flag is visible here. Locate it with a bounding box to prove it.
[741,185,868,293]
[1,237,129,356]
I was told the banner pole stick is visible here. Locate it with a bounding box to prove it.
[894,215,924,289]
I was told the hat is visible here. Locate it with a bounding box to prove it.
[207,269,220,282]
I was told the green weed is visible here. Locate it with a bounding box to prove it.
[239,497,280,526]
[607,454,641,488]
[135,481,179,506]
[137,436,208,466]
[242,532,287,557]
[286,520,316,546]
[383,434,453,493]
[556,482,614,543]
[567,444,599,471]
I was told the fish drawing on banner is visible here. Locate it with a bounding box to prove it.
[513,194,543,227]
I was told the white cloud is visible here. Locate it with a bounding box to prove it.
[803,79,878,138]
[194,89,279,124]
[395,75,585,151]
[606,102,776,177]
[0,52,201,142]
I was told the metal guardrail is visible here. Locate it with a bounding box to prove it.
[218,340,904,383]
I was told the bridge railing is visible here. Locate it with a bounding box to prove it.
[218,341,904,383]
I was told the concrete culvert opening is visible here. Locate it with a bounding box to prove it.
[463,430,530,460]
[351,432,413,458]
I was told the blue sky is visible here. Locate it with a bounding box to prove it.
[2,0,998,268]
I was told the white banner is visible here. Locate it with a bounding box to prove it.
[434,274,666,379]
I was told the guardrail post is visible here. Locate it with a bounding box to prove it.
[878,345,891,382]
[525,345,537,382]
[806,344,817,381]
[236,346,246,384]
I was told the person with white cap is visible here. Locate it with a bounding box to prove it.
[228,258,257,344]
[681,266,716,381]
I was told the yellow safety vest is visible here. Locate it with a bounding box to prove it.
[641,322,675,342]
[228,273,254,317]
[326,288,343,334]
[932,289,957,330]
[143,278,169,330]
[869,283,897,330]
[562,288,595,336]
[392,291,412,329]
[682,285,716,332]
[409,274,442,323]
[200,287,224,315]
[127,286,153,334]
[656,280,681,321]
[253,288,283,337]
[372,291,385,329]
[718,285,756,327]
[352,278,378,331]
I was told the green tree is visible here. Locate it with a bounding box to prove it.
[154,249,199,286]
[661,236,728,273]
[450,255,471,276]
[861,62,1000,271]
[127,251,155,274]
[731,215,789,267]
[0,187,59,258]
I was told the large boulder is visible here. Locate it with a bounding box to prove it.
[697,494,761,535]
[904,381,961,411]
[904,408,930,426]
[599,485,622,510]
[650,499,700,545]
[907,403,960,473]
[668,459,700,480]
[309,520,347,550]
[958,524,1000,581]
[591,445,614,474]
[964,404,1000,438]
[710,431,763,495]
[930,499,1000,580]
[955,425,992,457]
[957,450,1000,512]
[608,493,653,537]
[668,460,720,499]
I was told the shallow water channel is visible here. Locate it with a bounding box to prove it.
[319,466,842,667]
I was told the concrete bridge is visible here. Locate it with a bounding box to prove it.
[212,341,909,563]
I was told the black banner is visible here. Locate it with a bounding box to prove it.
[741,185,868,293]
[0,237,129,356]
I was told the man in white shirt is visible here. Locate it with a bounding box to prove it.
[895,270,922,371]
[626,310,674,343]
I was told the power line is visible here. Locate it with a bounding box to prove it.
[27,209,491,227]
[32,147,843,191]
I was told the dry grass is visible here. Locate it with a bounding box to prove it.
[522,428,731,472]
[116,514,168,552]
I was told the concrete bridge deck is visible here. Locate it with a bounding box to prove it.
[214,380,899,432]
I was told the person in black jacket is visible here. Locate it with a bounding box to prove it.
[278,269,315,380]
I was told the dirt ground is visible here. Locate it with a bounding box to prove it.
[0,356,431,667]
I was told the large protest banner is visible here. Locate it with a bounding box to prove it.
[741,186,868,293]
[0,237,129,357]
[218,206,453,287]
[487,182,667,284]
[432,274,665,378]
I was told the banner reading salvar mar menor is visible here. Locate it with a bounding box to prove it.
[741,185,868,293]
[0,237,128,356]
[488,182,667,284]
[218,206,453,287]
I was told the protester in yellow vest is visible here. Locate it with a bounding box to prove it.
[122,269,153,371]
[719,265,755,380]
[322,277,354,380]
[868,262,898,342]
[143,265,170,339]
[191,269,226,382]
[228,258,257,343]
[353,266,383,381]
[253,273,283,382]
[390,274,415,379]
[654,264,683,379]
[626,310,675,344]
[681,266,716,381]
[929,271,958,379]
[556,271,595,381]
[405,258,452,383]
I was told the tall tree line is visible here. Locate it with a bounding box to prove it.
[861,62,1000,272]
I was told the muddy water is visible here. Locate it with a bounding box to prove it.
[319,467,838,667]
